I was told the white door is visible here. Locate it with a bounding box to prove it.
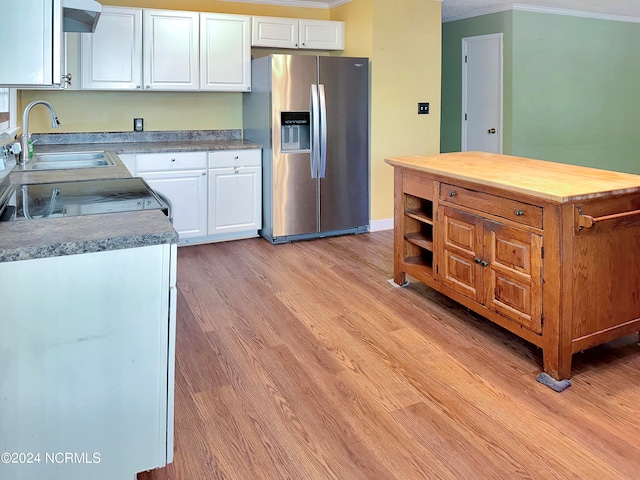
[141,169,208,240]
[200,13,251,92]
[80,7,143,90]
[143,10,199,91]
[209,166,261,235]
[462,33,503,153]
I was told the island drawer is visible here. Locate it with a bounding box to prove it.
[440,183,543,229]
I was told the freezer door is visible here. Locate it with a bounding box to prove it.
[318,56,369,233]
[270,54,319,238]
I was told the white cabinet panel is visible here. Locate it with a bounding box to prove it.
[0,244,175,480]
[80,7,143,90]
[251,16,299,49]
[0,0,63,86]
[141,169,208,240]
[300,19,344,50]
[251,16,344,51]
[117,153,137,174]
[143,10,200,91]
[209,165,261,235]
[209,149,261,168]
[201,13,251,92]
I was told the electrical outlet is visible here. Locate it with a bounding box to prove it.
[134,118,144,132]
[418,102,429,115]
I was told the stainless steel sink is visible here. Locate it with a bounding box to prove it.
[25,151,116,170]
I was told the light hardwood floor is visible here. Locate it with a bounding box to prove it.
[139,231,640,480]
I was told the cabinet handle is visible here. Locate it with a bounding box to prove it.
[448,191,456,197]
[481,260,489,267]
[145,85,150,89]
[234,169,239,174]
[171,158,176,162]
[515,209,524,216]
[136,85,141,89]
[202,172,206,176]
[474,257,482,264]
[234,155,239,160]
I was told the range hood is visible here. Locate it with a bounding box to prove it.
[63,0,102,33]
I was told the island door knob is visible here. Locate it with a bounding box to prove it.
[481,260,489,267]
[488,128,497,134]
[474,258,482,264]
[448,191,456,197]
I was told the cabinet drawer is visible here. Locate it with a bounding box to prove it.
[136,152,207,172]
[209,149,261,168]
[403,172,433,200]
[440,183,543,229]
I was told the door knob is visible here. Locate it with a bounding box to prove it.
[481,260,489,267]
[488,128,497,134]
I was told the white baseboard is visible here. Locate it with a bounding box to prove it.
[369,218,393,232]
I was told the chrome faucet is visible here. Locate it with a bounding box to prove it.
[20,100,61,165]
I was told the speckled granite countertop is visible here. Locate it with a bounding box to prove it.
[30,129,261,154]
[0,130,255,262]
[0,210,178,263]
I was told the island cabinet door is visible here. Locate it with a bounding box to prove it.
[437,206,485,303]
[437,206,543,333]
[483,220,543,334]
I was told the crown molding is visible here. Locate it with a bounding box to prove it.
[444,3,640,24]
[220,0,354,9]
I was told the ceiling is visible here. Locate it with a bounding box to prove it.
[229,0,640,22]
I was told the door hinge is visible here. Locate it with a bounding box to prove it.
[465,55,468,63]
[435,264,439,274]
[541,246,544,259]
[464,113,468,121]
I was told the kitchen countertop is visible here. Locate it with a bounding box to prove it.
[0,130,262,262]
[385,151,640,203]
[0,210,178,262]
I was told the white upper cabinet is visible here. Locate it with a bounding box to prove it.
[251,16,344,51]
[299,19,345,50]
[143,10,200,91]
[200,13,251,92]
[0,0,63,86]
[80,7,199,91]
[81,7,143,90]
[251,16,299,49]
[80,8,252,91]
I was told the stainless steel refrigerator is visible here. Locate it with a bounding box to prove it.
[243,54,369,244]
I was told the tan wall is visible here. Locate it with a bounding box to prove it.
[20,0,442,222]
[334,0,442,221]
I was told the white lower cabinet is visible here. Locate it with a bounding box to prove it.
[0,243,177,480]
[209,165,261,236]
[127,149,262,244]
[135,152,208,241]
[208,149,262,240]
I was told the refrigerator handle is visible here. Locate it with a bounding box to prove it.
[319,84,328,178]
[310,84,320,179]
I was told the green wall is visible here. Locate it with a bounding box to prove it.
[512,11,640,174]
[441,11,513,153]
[441,8,640,175]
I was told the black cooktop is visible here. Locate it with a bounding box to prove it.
[9,177,168,221]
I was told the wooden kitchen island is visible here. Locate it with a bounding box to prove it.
[385,151,640,382]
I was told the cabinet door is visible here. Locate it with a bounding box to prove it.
[0,0,62,86]
[438,206,484,303]
[483,220,543,334]
[80,7,143,90]
[143,10,199,91]
[200,14,251,92]
[141,169,208,240]
[251,16,299,48]
[299,19,344,50]
[209,166,262,235]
